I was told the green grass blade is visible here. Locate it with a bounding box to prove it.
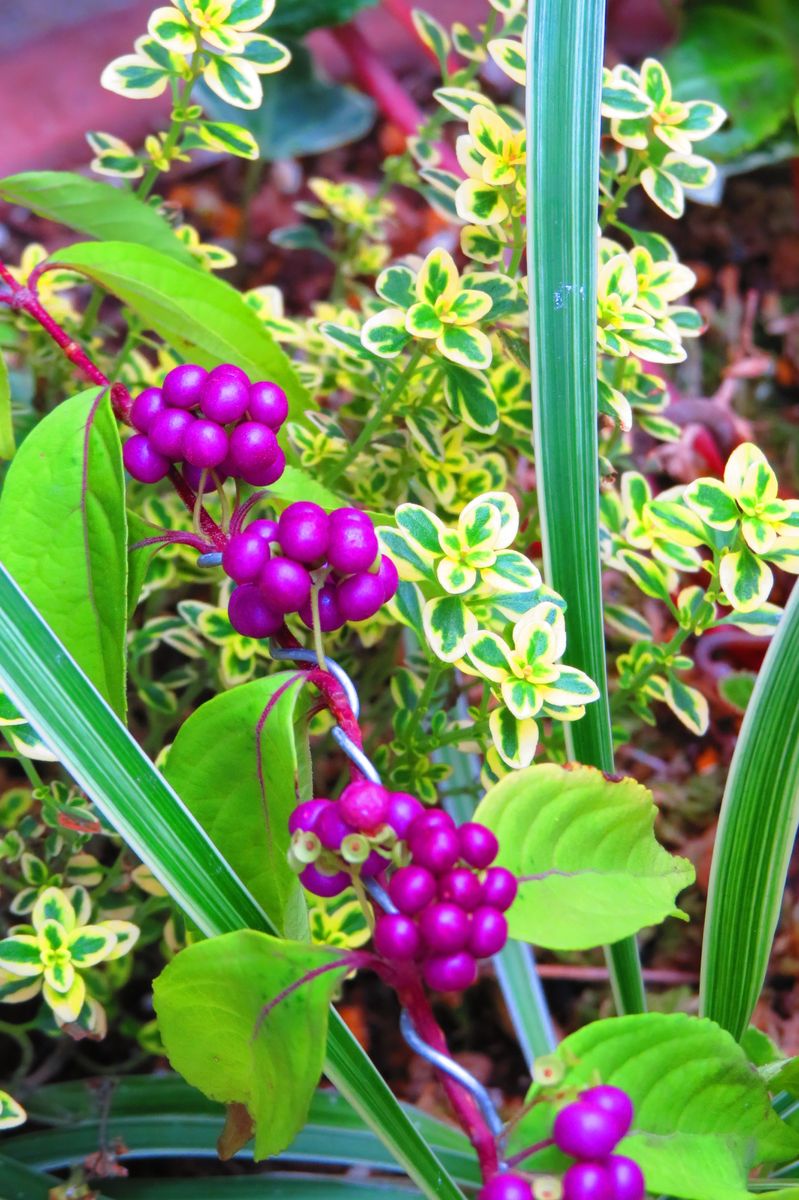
[525,0,645,1014]
[0,563,465,1200]
[700,580,799,1039]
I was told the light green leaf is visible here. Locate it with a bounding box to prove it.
[422,595,476,663]
[0,352,14,460]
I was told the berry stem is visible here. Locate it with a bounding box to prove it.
[504,1138,555,1170]
[309,581,327,671]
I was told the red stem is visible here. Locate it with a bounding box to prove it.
[381,0,460,75]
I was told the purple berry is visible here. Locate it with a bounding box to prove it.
[130,386,165,433]
[241,447,286,487]
[184,419,229,469]
[162,363,207,409]
[553,1101,622,1160]
[339,780,389,834]
[478,1175,533,1200]
[376,554,399,601]
[580,1087,634,1140]
[408,824,459,875]
[423,951,477,992]
[438,868,481,912]
[278,502,330,565]
[468,907,508,957]
[249,381,289,429]
[208,363,249,389]
[246,518,279,544]
[123,434,170,483]
[150,408,194,459]
[419,902,470,954]
[259,556,312,614]
[228,422,280,485]
[288,798,332,834]
[183,462,225,493]
[300,863,350,897]
[604,1156,644,1200]
[299,582,344,632]
[222,529,271,584]
[361,850,385,878]
[389,865,436,915]
[200,373,250,423]
[228,584,283,639]
[385,792,424,840]
[336,571,386,622]
[562,1163,613,1200]
[409,810,455,837]
[327,508,379,574]
[458,822,499,869]
[481,867,518,913]
[316,805,355,851]
[374,914,421,961]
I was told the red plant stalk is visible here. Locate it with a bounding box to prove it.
[381,0,460,76]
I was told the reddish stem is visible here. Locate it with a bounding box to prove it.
[381,0,460,75]
[505,1137,555,1170]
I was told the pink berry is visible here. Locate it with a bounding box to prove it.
[278,502,330,564]
[478,1175,533,1200]
[481,867,518,913]
[184,419,228,469]
[208,363,249,389]
[553,1101,622,1160]
[562,1163,613,1200]
[419,902,470,954]
[130,386,165,433]
[374,914,421,961]
[408,824,459,875]
[385,792,424,840]
[183,462,225,493]
[241,446,286,487]
[316,805,355,851]
[299,582,344,632]
[150,408,194,459]
[339,780,389,834]
[327,508,379,574]
[580,1087,634,1140]
[423,951,477,992]
[300,863,350,898]
[228,585,283,639]
[458,822,499,869]
[200,372,250,423]
[468,907,508,958]
[336,572,386,622]
[123,434,170,483]
[259,556,312,614]
[389,865,436,915]
[229,422,280,484]
[162,363,207,409]
[246,518,279,544]
[411,810,455,834]
[288,798,333,834]
[604,1156,644,1200]
[438,868,481,912]
[376,554,399,601]
[222,529,271,584]
[249,381,288,429]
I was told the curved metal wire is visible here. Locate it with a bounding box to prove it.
[197,551,224,567]
[331,726,382,783]
[269,644,360,717]
[363,877,396,913]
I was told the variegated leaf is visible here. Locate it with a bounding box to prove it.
[684,479,739,531]
[191,120,259,159]
[0,1090,26,1131]
[202,54,262,110]
[422,595,477,663]
[237,32,291,74]
[148,5,195,51]
[482,550,539,594]
[720,547,773,612]
[617,549,672,601]
[68,925,118,968]
[361,308,411,358]
[395,503,446,557]
[438,324,492,370]
[405,302,443,338]
[466,630,514,682]
[665,676,709,736]
[416,247,460,307]
[412,9,450,70]
[489,707,538,769]
[101,54,170,99]
[434,87,489,120]
[487,38,526,85]
[0,935,43,978]
[641,165,684,219]
[436,557,477,594]
[378,527,436,583]
[375,265,416,308]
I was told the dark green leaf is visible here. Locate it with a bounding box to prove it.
[263,0,377,37]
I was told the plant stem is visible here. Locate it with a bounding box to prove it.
[599,154,641,231]
[136,57,201,202]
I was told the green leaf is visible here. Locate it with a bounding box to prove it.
[0,388,127,717]
[438,325,492,370]
[0,173,197,265]
[376,265,416,308]
[266,464,344,512]
[0,565,466,1200]
[154,931,351,1160]
[717,670,756,713]
[0,352,14,461]
[441,362,499,433]
[685,478,739,529]
[720,546,772,612]
[422,595,476,663]
[665,676,709,735]
[360,308,411,359]
[165,674,309,936]
[47,242,311,428]
[412,9,451,72]
[474,763,694,950]
[394,504,444,557]
[617,549,673,602]
[264,0,378,38]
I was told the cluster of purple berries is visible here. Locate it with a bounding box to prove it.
[224,502,399,638]
[123,363,287,489]
[288,784,517,993]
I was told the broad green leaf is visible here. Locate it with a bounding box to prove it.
[717,671,756,713]
[154,931,352,1159]
[0,389,127,716]
[442,362,498,433]
[264,0,378,38]
[474,763,694,949]
[422,595,476,663]
[47,242,310,426]
[0,352,14,460]
[266,465,343,512]
[0,173,197,265]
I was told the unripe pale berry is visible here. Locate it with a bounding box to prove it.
[229,422,280,483]
[299,582,344,632]
[385,792,424,840]
[458,822,499,869]
[481,867,518,913]
[123,434,170,483]
[162,363,207,409]
[130,386,165,433]
[249,380,288,429]
[200,372,250,423]
[579,1087,634,1140]
[419,902,470,954]
[603,1156,644,1200]
[374,914,421,961]
[336,572,385,622]
[562,1163,612,1200]
[438,868,482,912]
[376,554,399,601]
[183,419,228,469]
[316,805,355,851]
[389,865,437,915]
[150,408,194,459]
[228,585,283,639]
[300,863,350,897]
[222,529,271,584]
[327,508,379,574]
[408,824,459,875]
[278,502,330,564]
[553,1102,621,1160]
[423,951,477,992]
[339,780,389,834]
[259,556,312,614]
[468,907,508,958]
[288,798,333,834]
[478,1174,534,1200]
